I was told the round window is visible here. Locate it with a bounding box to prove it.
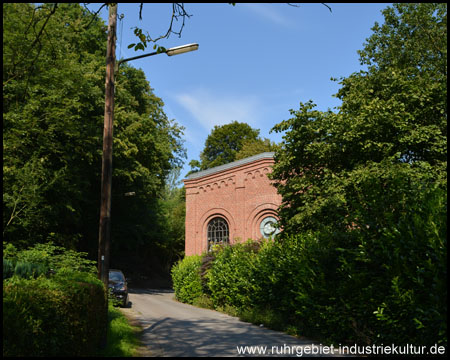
[260,216,279,239]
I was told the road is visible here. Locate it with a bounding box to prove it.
[120,288,348,357]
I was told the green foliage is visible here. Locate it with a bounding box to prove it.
[192,294,214,310]
[367,185,447,345]
[3,272,107,356]
[3,258,15,279]
[173,199,446,345]
[266,4,446,345]
[267,4,446,345]
[98,302,140,357]
[3,242,97,277]
[98,41,187,281]
[270,3,446,236]
[3,3,107,249]
[126,4,191,54]
[171,255,203,304]
[3,242,107,356]
[3,3,187,278]
[235,138,280,160]
[189,121,260,173]
[172,2,447,348]
[206,241,261,309]
[156,175,187,269]
[12,261,48,279]
[171,178,446,345]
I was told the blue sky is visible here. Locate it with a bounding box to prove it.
[90,3,390,181]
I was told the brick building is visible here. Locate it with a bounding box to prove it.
[183,152,282,256]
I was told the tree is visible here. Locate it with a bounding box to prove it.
[271,3,447,235]
[269,3,446,345]
[3,3,187,279]
[189,121,260,173]
[235,138,280,160]
[3,3,108,249]
[108,62,186,278]
[159,183,187,266]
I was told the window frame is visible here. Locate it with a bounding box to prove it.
[207,216,229,250]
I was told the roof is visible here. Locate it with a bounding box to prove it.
[184,152,275,180]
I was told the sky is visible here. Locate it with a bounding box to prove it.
[89,3,390,182]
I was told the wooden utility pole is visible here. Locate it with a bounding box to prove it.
[98,3,117,289]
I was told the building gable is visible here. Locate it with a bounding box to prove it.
[183,152,281,255]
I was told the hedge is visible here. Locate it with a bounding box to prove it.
[171,254,203,304]
[3,242,107,356]
[3,271,107,356]
[172,185,447,346]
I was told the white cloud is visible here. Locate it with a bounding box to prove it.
[173,89,261,132]
[241,3,295,29]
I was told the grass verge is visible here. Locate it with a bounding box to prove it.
[97,302,141,357]
[190,295,298,337]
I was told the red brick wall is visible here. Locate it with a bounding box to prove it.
[183,155,281,256]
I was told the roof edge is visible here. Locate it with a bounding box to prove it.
[184,152,275,181]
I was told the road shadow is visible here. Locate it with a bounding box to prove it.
[125,289,350,357]
[135,315,342,357]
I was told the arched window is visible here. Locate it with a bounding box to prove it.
[207,217,229,250]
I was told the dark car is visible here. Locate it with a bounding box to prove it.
[108,269,129,307]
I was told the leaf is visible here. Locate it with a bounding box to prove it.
[156,46,166,54]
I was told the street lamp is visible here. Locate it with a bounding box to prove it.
[116,43,199,70]
[166,43,199,56]
[98,4,199,289]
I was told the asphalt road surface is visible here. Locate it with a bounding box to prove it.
[120,288,348,357]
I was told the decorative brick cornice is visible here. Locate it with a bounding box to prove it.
[184,152,275,181]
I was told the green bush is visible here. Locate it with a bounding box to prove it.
[253,233,329,335]
[171,254,203,304]
[13,261,48,279]
[171,181,446,346]
[3,242,98,282]
[278,182,446,346]
[192,294,214,309]
[368,185,447,345]
[3,272,107,357]
[311,170,448,346]
[3,242,108,356]
[3,258,14,279]
[5,242,97,275]
[206,240,260,309]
